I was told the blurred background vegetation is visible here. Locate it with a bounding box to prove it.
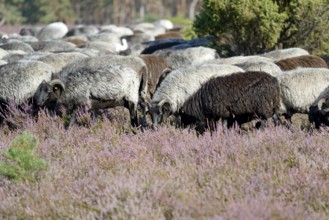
[0,0,200,25]
[0,0,328,56]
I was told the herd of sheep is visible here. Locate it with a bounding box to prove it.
[0,20,329,133]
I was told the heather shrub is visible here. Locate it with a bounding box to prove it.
[0,131,48,182]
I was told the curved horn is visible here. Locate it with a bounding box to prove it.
[49,79,65,91]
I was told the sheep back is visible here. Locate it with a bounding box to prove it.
[0,60,54,105]
[275,55,328,71]
[182,71,280,123]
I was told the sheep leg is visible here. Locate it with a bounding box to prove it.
[272,113,280,126]
[124,100,139,127]
[67,108,78,128]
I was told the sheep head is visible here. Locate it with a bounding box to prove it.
[149,100,172,126]
[33,79,65,107]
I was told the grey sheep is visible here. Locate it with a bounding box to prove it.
[235,61,283,77]
[0,60,54,105]
[260,47,309,62]
[153,46,218,69]
[56,54,149,112]
[27,40,76,52]
[180,71,280,132]
[0,41,34,53]
[275,55,328,71]
[33,65,141,127]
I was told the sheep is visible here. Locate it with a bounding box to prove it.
[260,47,309,62]
[78,41,117,54]
[138,54,169,99]
[277,68,329,119]
[308,97,329,128]
[33,65,140,127]
[153,19,174,31]
[275,55,328,71]
[37,22,69,41]
[179,71,280,133]
[34,52,89,74]
[65,25,99,37]
[155,32,183,40]
[27,40,76,52]
[0,60,54,105]
[0,48,9,59]
[100,25,133,37]
[204,55,273,65]
[56,55,149,112]
[0,41,34,53]
[0,60,54,123]
[235,61,283,77]
[153,46,218,69]
[150,64,245,125]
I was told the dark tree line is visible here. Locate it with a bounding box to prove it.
[0,0,201,25]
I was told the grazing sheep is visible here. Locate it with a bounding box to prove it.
[260,47,309,62]
[153,46,218,69]
[27,40,76,52]
[275,55,328,71]
[33,65,140,127]
[139,54,169,99]
[100,25,133,37]
[65,25,99,37]
[153,19,174,31]
[56,55,149,112]
[180,71,280,132]
[0,60,54,124]
[235,61,283,76]
[0,60,54,105]
[309,97,329,128]
[155,32,183,40]
[150,64,244,125]
[20,26,42,37]
[37,22,69,41]
[204,55,273,65]
[0,41,34,53]
[278,68,329,118]
[34,52,88,74]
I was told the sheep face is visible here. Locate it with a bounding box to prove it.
[309,97,329,128]
[34,80,63,107]
[149,101,172,126]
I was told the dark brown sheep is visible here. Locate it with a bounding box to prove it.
[155,32,183,40]
[275,55,328,71]
[180,71,281,133]
[139,54,169,100]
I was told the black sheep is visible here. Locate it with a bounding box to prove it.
[180,71,281,133]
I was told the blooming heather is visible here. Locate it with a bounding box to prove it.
[0,108,328,219]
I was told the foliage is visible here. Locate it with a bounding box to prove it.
[0,1,26,25]
[193,0,329,56]
[0,131,48,182]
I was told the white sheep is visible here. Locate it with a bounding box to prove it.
[150,64,245,125]
[278,67,329,117]
[235,61,283,77]
[153,46,218,69]
[260,47,310,62]
[33,65,141,127]
[37,22,69,41]
[204,55,273,65]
